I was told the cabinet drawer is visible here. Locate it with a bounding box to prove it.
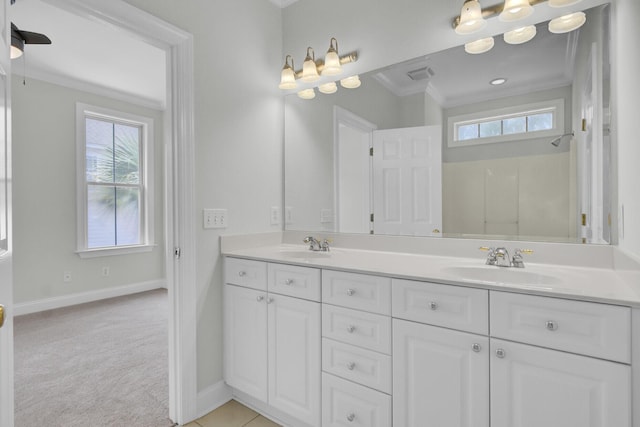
[322,270,391,315]
[224,257,267,290]
[392,279,489,335]
[268,263,321,301]
[490,292,631,363]
[322,338,391,394]
[322,304,391,354]
[322,373,391,427]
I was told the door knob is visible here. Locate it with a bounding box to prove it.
[0,304,4,328]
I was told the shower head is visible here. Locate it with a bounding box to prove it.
[550,132,574,147]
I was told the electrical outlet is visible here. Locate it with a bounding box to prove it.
[63,272,72,282]
[203,208,228,229]
[270,206,281,225]
[102,266,110,277]
[320,208,334,224]
[285,206,293,225]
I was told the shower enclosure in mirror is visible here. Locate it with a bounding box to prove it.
[284,4,611,244]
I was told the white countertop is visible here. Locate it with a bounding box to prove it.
[223,243,640,307]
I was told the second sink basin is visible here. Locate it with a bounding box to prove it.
[443,265,563,287]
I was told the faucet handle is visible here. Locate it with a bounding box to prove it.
[512,249,533,268]
[479,246,497,265]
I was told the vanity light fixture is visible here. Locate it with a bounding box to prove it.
[322,38,342,76]
[340,75,361,89]
[548,0,582,7]
[500,0,534,22]
[548,11,586,33]
[301,47,320,82]
[297,88,316,99]
[465,37,495,54]
[278,55,297,90]
[504,25,537,44]
[490,77,507,85]
[455,0,487,35]
[318,81,338,94]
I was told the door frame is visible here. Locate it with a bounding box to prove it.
[41,0,197,424]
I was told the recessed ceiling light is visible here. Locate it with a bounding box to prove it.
[490,78,507,85]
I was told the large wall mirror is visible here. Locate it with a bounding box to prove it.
[285,4,611,244]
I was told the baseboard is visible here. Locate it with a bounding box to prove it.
[196,380,233,420]
[13,279,166,316]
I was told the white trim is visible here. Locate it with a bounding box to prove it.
[75,102,155,254]
[196,380,233,420]
[13,279,165,316]
[44,1,198,425]
[447,98,565,148]
[77,244,156,258]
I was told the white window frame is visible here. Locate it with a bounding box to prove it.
[447,98,565,148]
[76,103,155,258]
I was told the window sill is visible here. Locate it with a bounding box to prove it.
[77,244,156,259]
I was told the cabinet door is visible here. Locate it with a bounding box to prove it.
[393,319,489,427]
[223,284,268,401]
[268,294,321,427]
[491,338,631,427]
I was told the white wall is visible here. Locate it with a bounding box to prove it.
[613,0,640,259]
[12,78,165,304]
[122,0,284,392]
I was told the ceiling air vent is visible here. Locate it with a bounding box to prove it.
[406,66,435,81]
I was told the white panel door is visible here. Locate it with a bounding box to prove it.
[373,126,442,236]
[393,319,489,427]
[223,285,268,401]
[0,0,13,424]
[268,294,321,427]
[491,338,631,427]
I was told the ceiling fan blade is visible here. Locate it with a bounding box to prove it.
[18,30,51,45]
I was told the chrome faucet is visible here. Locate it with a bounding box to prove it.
[303,236,330,252]
[494,247,512,267]
[480,246,533,268]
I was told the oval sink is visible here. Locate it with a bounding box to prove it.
[278,250,331,259]
[443,266,562,286]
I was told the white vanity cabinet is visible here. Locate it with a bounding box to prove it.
[223,258,321,427]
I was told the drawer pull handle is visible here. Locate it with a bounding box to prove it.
[429,301,438,310]
[238,271,247,277]
[347,325,356,333]
[346,413,356,422]
[285,279,294,286]
[256,296,264,302]
[495,348,506,359]
[346,362,356,370]
[546,320,558,331]
[472,343,481,353]
[346,288,356,296]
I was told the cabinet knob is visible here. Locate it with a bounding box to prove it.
[238,271,247,277]
[346,362,356,371]
[545,320,558,331]
[256,295,264,302]
[347,325,356,333]
[346,413,356,422]
[346,288,355,296]
[495,348,506,358]
[429,301,438,310]
[267,297,274,304]
[285,279,294,286]
[472,343,481,353]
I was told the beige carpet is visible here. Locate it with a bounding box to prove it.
[14,289,173,427]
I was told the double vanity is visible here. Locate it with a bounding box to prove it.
[221,234,640,427]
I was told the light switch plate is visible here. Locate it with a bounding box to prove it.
[204,208,228,229]
[270,206,281,225]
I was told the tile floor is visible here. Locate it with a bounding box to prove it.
[185,400,281,427]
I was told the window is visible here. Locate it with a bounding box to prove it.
[76,104,154,257]
[448,99,564,148]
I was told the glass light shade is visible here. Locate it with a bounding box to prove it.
[499,0,534,22]
[297,88,316,99]
[302,49,320,83]
[318,82,338,94]
[548,0,582,7]
[10,45,23,59]
[548,12,586,33]
[455,0,487,35]
[340,75,361,89]
[464,37,494,54]
[322,51,342,76]
[278,67,297,90]
[504,25,537,44]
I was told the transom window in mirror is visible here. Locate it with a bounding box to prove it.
[448,98,564,148]
[76,103,155,258]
